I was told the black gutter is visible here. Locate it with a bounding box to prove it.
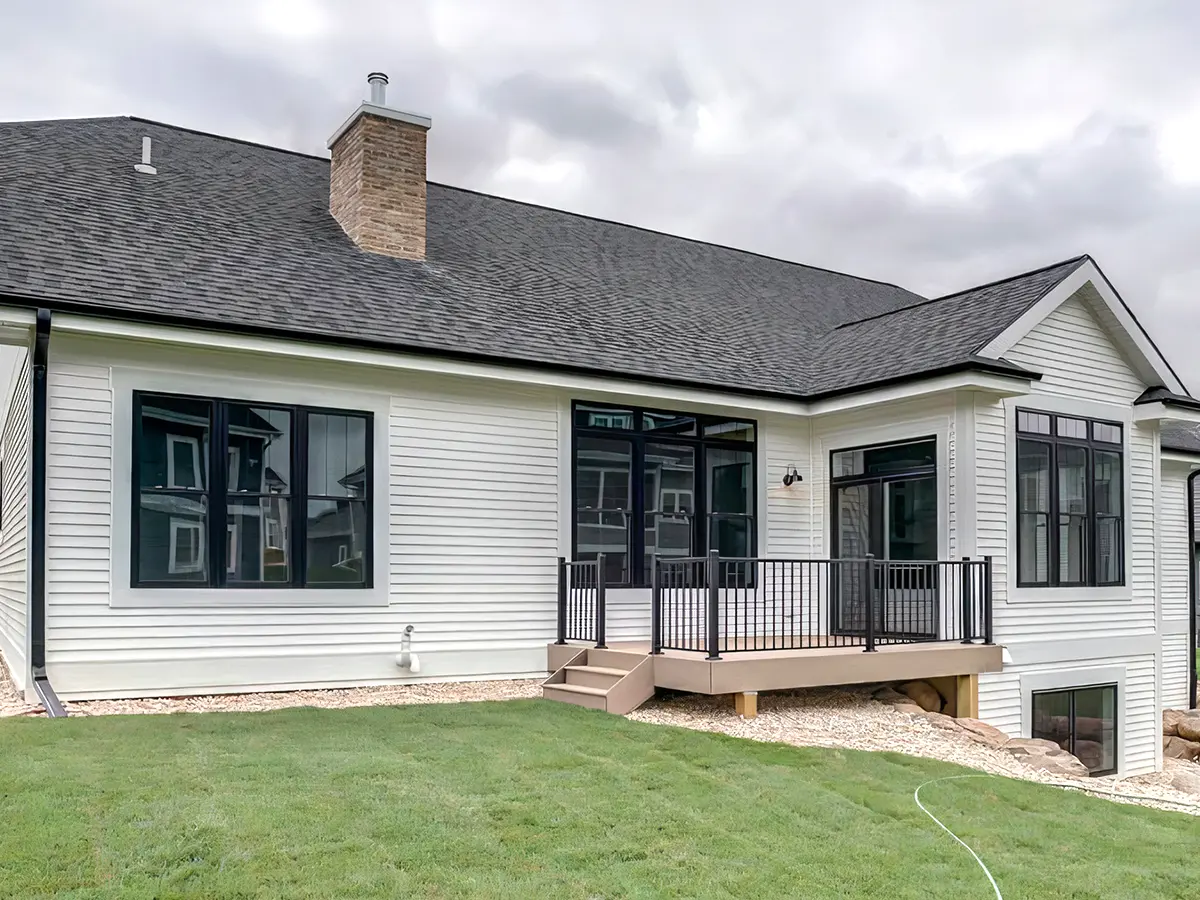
[1190,469,1199,711]
[29,308,66,717]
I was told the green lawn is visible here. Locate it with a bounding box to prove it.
[0,700,1193,899]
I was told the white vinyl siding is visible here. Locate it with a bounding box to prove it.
[0,351,31,690]
[42,334,563,699]
[1160,461,1194,710]
[978,288,1160,773]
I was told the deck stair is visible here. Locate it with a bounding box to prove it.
[541,647,655,714]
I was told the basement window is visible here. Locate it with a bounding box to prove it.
[132,392,372,589]
[1031,684,1117,776]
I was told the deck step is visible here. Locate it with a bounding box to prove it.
[547,682,607,696]
[542,683,608,711]
[586,648,644,672]
[564,665,627,690]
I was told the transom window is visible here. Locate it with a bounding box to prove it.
[1016,409,1123,587]
[572,402,756,586]
[132,392,373,589]
[1032,684,1117,776]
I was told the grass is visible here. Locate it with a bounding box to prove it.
[0,700,1194,899]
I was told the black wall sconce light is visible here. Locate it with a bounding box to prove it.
[782,464,803,486]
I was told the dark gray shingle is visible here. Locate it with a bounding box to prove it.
[0,115,1086,398]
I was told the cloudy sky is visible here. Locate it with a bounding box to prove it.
[5,0,1200,387]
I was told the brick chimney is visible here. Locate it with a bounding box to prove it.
[327,73,431,260]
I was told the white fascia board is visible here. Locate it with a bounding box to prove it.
[0,306,37,344]
[805,370,1032,417]
[1133,402,1200,425]
[50,314,811,417]
[50,313,1035,420]
[1160,451,1200,467]
[978,260,1187,394]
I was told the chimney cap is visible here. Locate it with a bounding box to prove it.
[327,74,431,148]
[367,72,389,106]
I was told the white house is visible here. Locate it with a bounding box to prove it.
[0,75,1196,778]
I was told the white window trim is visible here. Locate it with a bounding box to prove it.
[1019,665,1126,775]
[111,365,389,608]
[168,517,205,574]
[1003,394,1134,603]
[166,434,202,489]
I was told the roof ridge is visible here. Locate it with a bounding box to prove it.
[6,113,923,297]
[832,254,1090,331]
[933,254,1090,301]
[127,116,331,162]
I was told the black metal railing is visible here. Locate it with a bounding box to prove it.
[651,551,992,658]
[555,555,607,648]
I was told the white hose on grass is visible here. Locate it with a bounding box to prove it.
[914,774,1003,900]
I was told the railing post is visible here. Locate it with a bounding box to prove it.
[983,556,994,644]
[960,556,973,644]
[555,556,567,645]
[650,556,662,655]
[863,554,876,652]
[706,549,721,660]
[594,553,607,649]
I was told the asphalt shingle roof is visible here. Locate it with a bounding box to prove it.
[1163,422,1200,455]
[0,115,1088,399]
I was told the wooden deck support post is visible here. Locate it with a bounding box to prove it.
[955,674,979,718]
[734,691,758,719]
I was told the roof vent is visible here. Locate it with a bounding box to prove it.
[133,136,157,175]
[367,72,388,106]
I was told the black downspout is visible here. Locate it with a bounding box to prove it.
[1189,470,1199,711]
[29,308,66,717]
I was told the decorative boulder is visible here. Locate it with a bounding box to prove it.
[956,718,1011,748]
[1163,709,1186,737]
[1164,758,1200,794]
[1164,735,1200,761]
[899,681,943,713]
[872,685,907,705]
[1175,715,1200,743]
[892,700,927,716]
[923,711,962,731]
[1003,738,1090,777]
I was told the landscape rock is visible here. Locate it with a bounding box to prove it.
[1175,716,1200,743]
[1164,735,1200,761]
[956,718,1011,748]
[923,711,961,731]
[1164,759,1200,794]
[1163,709,1186,737]
[899,681,943,713]
[1003,737,1090,777]
[872,685,907,704]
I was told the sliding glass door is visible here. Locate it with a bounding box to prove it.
[831,439,938,638]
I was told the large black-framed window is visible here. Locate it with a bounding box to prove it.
[1032,683,1118,776]
[1016,409,1124,588]
[571,401,756,586]
[132,392,373,589]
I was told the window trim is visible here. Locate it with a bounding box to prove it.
[570,401,757,587]
[1031,682,1119,777]
[1015,408,1125,589]
[131,391,374,590]
[165,434,202,490]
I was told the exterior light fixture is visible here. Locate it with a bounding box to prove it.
[782,465,803,486]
